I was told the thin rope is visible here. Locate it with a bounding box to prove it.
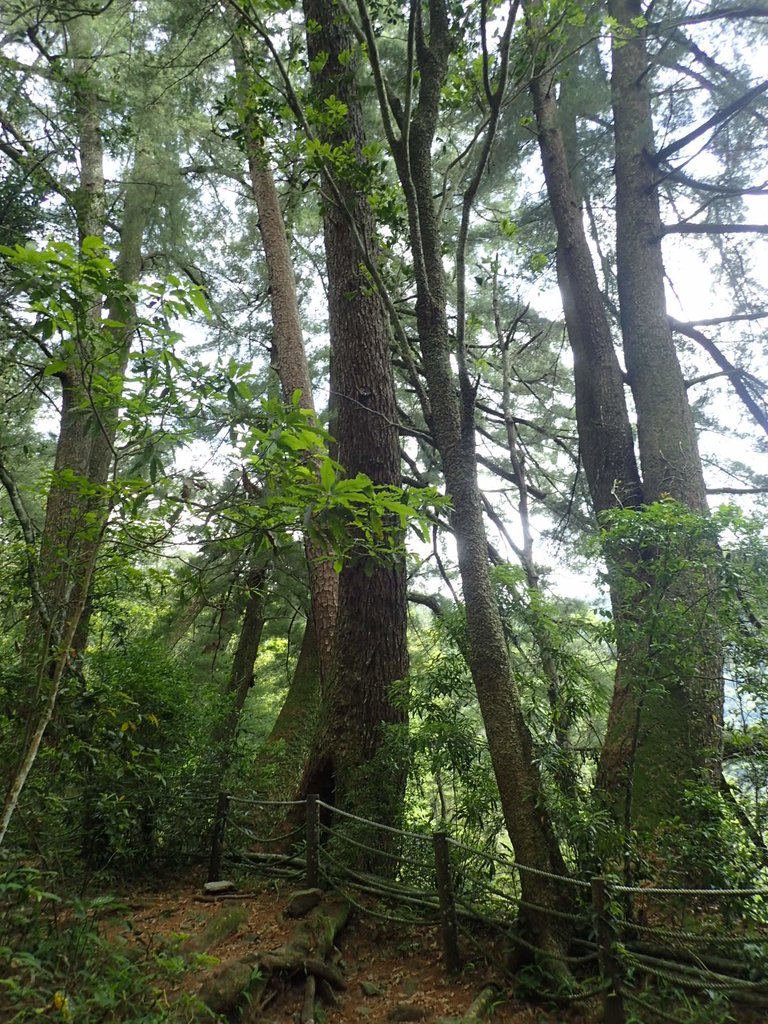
[316,801,435,842]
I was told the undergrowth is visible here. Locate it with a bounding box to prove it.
[0,862,215,1023]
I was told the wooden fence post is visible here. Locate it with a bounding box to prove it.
[207,792,230,883]
[306,793,320,887]
[591,876,626,1024]
[432,831,461,974]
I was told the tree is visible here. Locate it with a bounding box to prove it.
[347,0,575,961]
[292,0,410,826]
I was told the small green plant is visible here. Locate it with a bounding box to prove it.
[0,865,214,1023]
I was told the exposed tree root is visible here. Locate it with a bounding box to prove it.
[197,894,350,1022]
[434,983,501,1023]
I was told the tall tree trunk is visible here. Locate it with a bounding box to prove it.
[27,14,157,664]
[26,13,107,672]
[68,140,157,653]
[529,66,643,516]
[10,14,158,841]
[597,0,723,832]
[529,48,646,816]
[232,35,338,688]
[297,0,409,829]
[378,0,571,963]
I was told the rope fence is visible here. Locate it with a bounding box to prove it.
[204,790,768,1021]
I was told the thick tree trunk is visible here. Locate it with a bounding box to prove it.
[609,0,707,510]
[597,0,723,833]
[297,0,409,829]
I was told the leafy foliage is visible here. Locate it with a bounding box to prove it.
[0,863,210,1023]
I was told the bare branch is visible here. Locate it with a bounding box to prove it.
[662,222,768,235]
[654,79,768,163]
[675,312,768,327]
[670,316,768,437]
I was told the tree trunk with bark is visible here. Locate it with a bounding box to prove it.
[596,0,724,833]
[529,66,643,517]
[27,15,157,667]
[232,34,338,688]
[297,0,409,828]
[371,0,572,964]
[8,13,160,845]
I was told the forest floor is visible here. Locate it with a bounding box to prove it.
[118,873,596,1024]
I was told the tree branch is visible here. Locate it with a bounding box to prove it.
[674,312,768,327]
[0,454,50,632]
[670,316,768,437]
[659,165,768,197]
[662,222,768,235]
[407,590,447,615]
[654,79,768,163]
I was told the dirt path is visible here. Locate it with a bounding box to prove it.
[119,876,595,1023]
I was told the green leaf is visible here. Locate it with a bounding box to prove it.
[319,457,336,492]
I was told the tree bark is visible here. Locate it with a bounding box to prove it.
[378,0,571,963]
[597,0,723,832]
[529,66,643,516]
[10,14,160,840]
[232,34,339,688]
[27,18,157,667]
[297,0,409,828]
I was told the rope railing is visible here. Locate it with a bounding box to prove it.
[626,918,764,945]
[205,790,768,1021]
[228,819,305,845]
[318,857,441,917]
[318,865,440,927]
[317,821,434,873]
[227,796,308,806]
[612,882,768,897]
[445,836,593,888]
[316,800,435,843]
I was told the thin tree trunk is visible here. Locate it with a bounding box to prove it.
[377,0,571,964]
[529,65,643,516]
[68,141,157,653]
[11,14,158,837]
[528,48,645,808]
[232,35,339,688]
[215,560,271,755]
